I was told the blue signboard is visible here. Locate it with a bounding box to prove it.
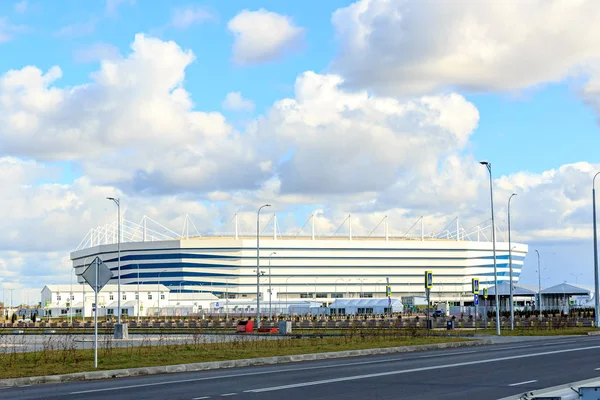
[425,271,433,289]
[474,295,479,306]
[472,278,479,294]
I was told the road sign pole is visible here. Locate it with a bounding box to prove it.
[386,277,390,318]
[425,271,433,334]
[425,288,430,333]
[94,258,98,369]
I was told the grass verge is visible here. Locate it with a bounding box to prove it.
[0,333,467,379]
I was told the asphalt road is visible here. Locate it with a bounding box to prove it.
[2,335,600,399]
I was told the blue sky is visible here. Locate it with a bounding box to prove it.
[2,0,600,301]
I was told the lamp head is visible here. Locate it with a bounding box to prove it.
[479,161,489,166]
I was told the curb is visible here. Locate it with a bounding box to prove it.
[0,339,492,387]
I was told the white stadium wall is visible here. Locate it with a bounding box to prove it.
[71,234,528,304]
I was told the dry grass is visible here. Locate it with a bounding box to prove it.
[0,330,467,379]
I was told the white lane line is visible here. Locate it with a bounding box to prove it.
[69,343,590,395]
[192,397,210,399]
[244,345,600,393]
[68,354,424,395]
[540,341,578,346]
[508,380,538,387]
[419,350,476,358]
[595,368,600,371]
[221,394,237,397]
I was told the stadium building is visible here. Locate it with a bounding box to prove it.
[70,215,528,305]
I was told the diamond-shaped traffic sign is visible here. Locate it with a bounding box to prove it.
[82,257,113,292]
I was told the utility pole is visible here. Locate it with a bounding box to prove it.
[256,204,271,329]
[508,193,517,330]
[536,250,542,320]
[593,172,600,328]
[107,197,125,338]
[480,161,501,336]
[268,252,276,319]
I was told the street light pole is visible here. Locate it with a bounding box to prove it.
[268,252,276,319]
[358,278,367,298]
[107,197,121,324]
[137,264,140,323]
[593,172,600,328]
[570,273,583,284]
[157,270,167,319]
[285,276,292,313]
[508,193,517,330]
[70,268,74,325]
[256,204,271,329]
[480,161,501,336]
[535,250,542,319]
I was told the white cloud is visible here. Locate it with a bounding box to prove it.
[0,17,26,43]
[14,1,28,14]
[106,0,134,15]
[228,9,304,65]
[73,42,120,63]
[171,6,213,29]
[332,0,600,95]
[222,91,255,112]
[0,34,270,194]
[256,71,479,194]
[54,19,97,38]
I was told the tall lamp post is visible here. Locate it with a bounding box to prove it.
[106,197,122,326]
[256,204,271,329]
[535,250,542,319]
[157,270,168,319]
[570,273,583,284]
[268,252,276,319]
[508,193,517,330]
[480,161,501,336]
[593,172,600,328]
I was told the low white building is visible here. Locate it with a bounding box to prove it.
[40,284,217,318]
[329,298,404,315]
[146,292,219,317]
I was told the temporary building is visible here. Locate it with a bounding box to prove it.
[328,298,403,315]
[540,283,592,312]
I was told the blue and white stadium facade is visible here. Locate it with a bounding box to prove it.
[70,216,528,304]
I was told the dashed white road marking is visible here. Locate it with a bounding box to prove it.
[419,350,476,358]
[245,345,600,393]
[70,342,599,395]
[509,380,538,387]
